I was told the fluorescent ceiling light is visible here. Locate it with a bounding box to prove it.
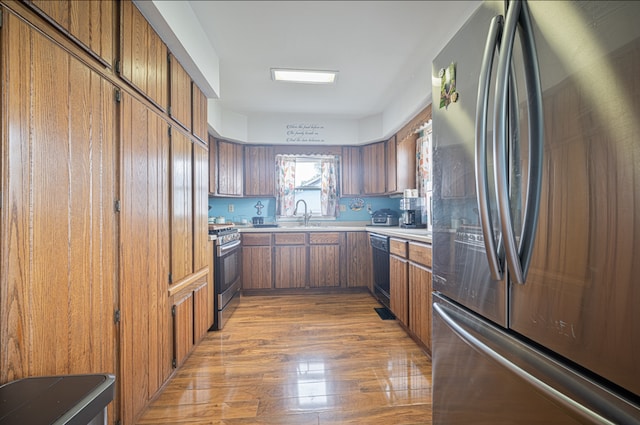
[271,68,337,84]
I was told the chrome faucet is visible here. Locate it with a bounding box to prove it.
[294,199,311,226]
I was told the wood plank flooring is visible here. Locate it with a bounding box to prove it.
[136,292,433,425]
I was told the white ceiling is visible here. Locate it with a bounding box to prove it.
[187,1,481,120]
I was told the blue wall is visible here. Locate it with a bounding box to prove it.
[208,196,400,223]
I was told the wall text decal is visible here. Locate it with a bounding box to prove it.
[285,123,325,143]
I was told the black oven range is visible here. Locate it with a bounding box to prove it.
[209,225,241,330]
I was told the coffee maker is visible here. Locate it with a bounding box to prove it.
[399,195,426,228]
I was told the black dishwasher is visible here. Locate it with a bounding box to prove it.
[369,233,390,309]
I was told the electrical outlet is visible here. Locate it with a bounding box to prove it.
[339,204,346,212]
[228,204,234,213]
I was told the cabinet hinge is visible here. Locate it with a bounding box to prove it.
[114,89,121,103]
[168,273,173,284]
[167,106,172,116]
[168,126,172,137]
[114,199,121,213]
[172,358,177,368]
[114,309,121,324]
[115,59,120,74]
[171,305,176,316]
[0,10,4,29]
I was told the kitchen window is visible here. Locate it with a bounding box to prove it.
[275,154,340,218]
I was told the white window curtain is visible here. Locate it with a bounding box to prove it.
[275,155,296,216]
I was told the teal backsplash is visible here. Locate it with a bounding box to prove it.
[208,196,400,223]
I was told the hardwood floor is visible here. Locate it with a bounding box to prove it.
[136,292,433,424]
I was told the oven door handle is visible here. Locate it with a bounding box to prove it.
[217,239,241,256]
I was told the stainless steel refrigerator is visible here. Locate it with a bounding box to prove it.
[431,1,640,423]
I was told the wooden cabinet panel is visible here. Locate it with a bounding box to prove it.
[309,232,341,244]
[274,233,306,245]
[1,9,118,391]
[216,139,243,196]
[408,242,432,268]
[30,0,114,65]
[208,134,217,194]
[242,246,273,290]
[390,238,408,257]
[170,129,194,283]
[274,246,307,288]
[244,145,275,196]
[346,232,373,289]
[193,281,209,344]
[387,133,418,195]
[386,135,398,194]
[207,240,215,329]
[363,141,386,195]
[172,293,194,370]
[243,233,272,246]
[390,255,409,326]
[341,146,362,196]
[169,53,192,131]
[120,0,168,110]
[192,82,208,143]
[120,93,171,425]
[409,262,432,352]
[309,245,341,287]
[193,142,209,272]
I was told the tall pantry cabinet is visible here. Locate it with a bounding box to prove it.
[0,1,210,424]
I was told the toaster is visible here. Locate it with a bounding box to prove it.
[370,209,400,226]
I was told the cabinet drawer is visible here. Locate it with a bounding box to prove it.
[408,242,432,268]
[242,233,272,246]
[274,233,306,245]
[389,238,407,257]
[309,232,341,245]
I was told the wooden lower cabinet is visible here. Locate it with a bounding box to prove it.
[409,263,432,353]
[346,232,373,289]
[390,255,409,326]
[309,233,343,287]
[242,233,273,290]
[193,281,209,344]
[172,292,194,370]
[275,245,307,288]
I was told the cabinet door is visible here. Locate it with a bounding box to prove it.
[193,142,209,272]
[207,240,215,329]
[345,232,372,289]
[120,93,172,425]
[396,135,417,193]
[274,246,307,288]
[217,139,243,196]
[309,245,341,287]
[244,145,275,196]
[192,82,208,143]
[169,53,192,131]
[390,255,409,326]
[193,281,209,344]
[171,129,194,283]
[2,9,119,388]
[341,146,362,196]
[208,134,217,194]
[120,0,168,110]
[172,293,194,369]
[386,135,398,194]
[363,142,386,195]
[29,0,114,65]
[409,262,433,352]
[242,246,273,289]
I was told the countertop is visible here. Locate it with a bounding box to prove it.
[213,221,432,244]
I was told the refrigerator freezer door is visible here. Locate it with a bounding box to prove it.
[432,1,507,326]
[433,294,640,425]
[509,0,640,398]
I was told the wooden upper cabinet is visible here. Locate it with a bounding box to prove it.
[120,0,168,110]
[192,82,208,143]
[169,53,192,132]
[29,0,115,66]
[171,128,194,283]
[216,139,243,197]
[341,146,362,196]
[362,141,386,195]
[208,134,217,195]
[387,134,417,195]
[244,145,275,196]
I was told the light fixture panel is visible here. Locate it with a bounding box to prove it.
[271,68,338,84]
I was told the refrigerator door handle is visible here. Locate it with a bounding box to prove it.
[434,300,639,424]
[475,14,504,281]
[494,0,543,285]
[516,0,544,282]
